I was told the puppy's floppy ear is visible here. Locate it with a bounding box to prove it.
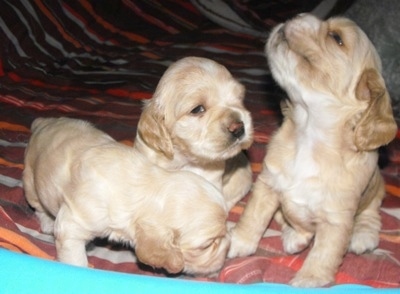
[135,223,184,274]
[137,100,174,159]
[354,68,397,151]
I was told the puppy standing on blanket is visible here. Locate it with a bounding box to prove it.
[23,117,230,276]
[134,57,254,210]
[229,14,397,287]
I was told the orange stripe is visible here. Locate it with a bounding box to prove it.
[0,242,23,252]
[0,227,53,260]
[80,0,149,44]
[385,184,400,197]
[0,158,24,169]
[119,139,134,147]
[0,121,30,132]
[380,233,400,243]
[140,51,162,60]
[251,162,262,173]
[230,205,244,215]
[33,0,90,51]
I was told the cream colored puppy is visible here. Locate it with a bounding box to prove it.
[134,57,254,210]
[23,117,230,276]
[229,14,397,287]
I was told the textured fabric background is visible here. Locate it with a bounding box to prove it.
[0,0,399,288]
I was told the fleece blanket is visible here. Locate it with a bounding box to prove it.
[0,0,399,288]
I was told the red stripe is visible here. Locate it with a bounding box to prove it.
[0,59,4,76]
[106,89,152,100]
[6,71,151,100]
[0,94,138,119]
[7,72,98,94]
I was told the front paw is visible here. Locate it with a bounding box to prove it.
[290,272,334,288]
[227,227,258,258]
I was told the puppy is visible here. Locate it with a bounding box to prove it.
[23,117,230,276]
[228,14,397,287]
[134,57,254,210]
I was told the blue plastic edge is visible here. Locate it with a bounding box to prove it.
[1,249,399,294]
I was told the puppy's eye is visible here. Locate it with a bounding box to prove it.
[191,105,206,115]
[328,31,344,46]
[199,240,216,250]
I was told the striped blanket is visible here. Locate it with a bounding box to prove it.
[0,0,399,288]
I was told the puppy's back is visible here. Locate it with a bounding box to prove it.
[24,117,115,215]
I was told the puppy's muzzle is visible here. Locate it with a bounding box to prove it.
[229,121,245,139]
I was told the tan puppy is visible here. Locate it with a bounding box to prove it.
[23,117,230,276]
[134,57,254,210]
[228,14,397,287]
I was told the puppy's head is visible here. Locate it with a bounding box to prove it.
[134,172,230,276]
[137,57,253,162]
[266,13,397,150]
[177,199,229,276]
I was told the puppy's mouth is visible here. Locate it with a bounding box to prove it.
[228,121,245,141]
[226,119,253,150]
[268,23,287,49]
[277,25,287,43]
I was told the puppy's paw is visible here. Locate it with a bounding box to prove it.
[349,230,379,255]
[290,272,334,288]
[227,228,258,258]
[36,211,55,234]
[282,227,312,254]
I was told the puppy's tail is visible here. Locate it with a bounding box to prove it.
[30,117,51,133]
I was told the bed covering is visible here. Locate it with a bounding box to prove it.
[0,0,399,291]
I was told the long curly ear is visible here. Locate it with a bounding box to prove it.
[354,68,397,151]
[134,223,184,274]
[137,100,174,159]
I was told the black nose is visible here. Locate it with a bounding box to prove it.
[229,121,245,139]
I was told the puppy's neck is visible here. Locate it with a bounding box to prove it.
[133,137,225,188]
[289,91,343,145]
[166,147,226,189]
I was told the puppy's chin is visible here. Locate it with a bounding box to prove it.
[266,24,299,91]
[266,14,384,100]
[174,137,250,163]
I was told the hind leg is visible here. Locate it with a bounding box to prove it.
[23,167,55,234]
[54,205,91,267]
[35,211,55,234]
[349,171,384,254]
[349,204,381,254]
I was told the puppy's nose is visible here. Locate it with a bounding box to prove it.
[229,121,245,139]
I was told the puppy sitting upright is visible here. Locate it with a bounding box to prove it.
[23,117,230,276]
[134,57,254,209]
[229,14,397,287]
